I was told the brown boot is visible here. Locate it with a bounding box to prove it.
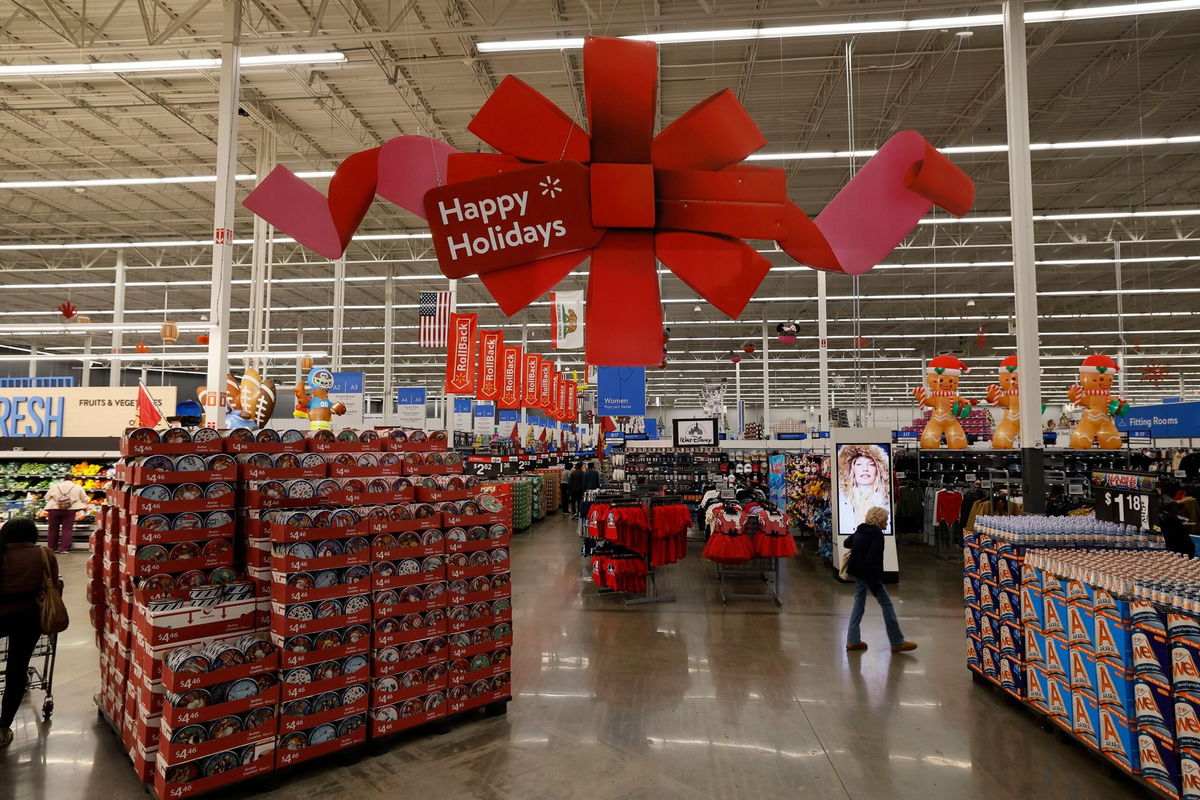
[891,641,918,653]
[845,642,868,652]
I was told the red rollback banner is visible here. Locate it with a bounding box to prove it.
[550,369,561,420]
[538,360,553,412]
[499,344,522,409]
[444,313,478,395]
[523,354,541,408]
[564,380,578,422]
[476,329,504,401]
[554,375,568,421]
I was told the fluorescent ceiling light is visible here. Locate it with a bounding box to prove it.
[476,1,1200,52]
[0,322,211,334]
[0,171,333,191]
[748,134,1200,162]
[1,207,1195,252]
[0,231,431,251]
[6,134,1196,191]
[0,350,326,362]
[0,52,346,78]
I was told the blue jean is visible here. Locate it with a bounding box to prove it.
[846,579,905,647]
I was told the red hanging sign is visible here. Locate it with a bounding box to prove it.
[246,37,975,369]
[538,361,553,411]
[565,381,578,421]
[476,329,504,401]
[523,354,541,408]
[424,161,604,278]
[499,344,522,409]
[444,312,478,395]
[550,369,561,419]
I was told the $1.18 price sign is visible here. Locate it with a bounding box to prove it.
[1096,488,1158,530]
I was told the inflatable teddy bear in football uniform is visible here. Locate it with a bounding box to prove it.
[1068,354,1129,450]
[914,355,975,449]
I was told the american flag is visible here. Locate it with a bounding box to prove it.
[419,291,452,347]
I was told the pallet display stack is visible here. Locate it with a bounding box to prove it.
[91,426,514,798]
[532,467,563,515]
[266,499,372,766]
[498,477,534,531]
[963,516,1188,797]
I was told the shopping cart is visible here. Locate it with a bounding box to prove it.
[0,628,57,721]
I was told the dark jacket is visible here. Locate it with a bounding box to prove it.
[845,523,886,586]
[583,467,601,491]
[568,469,586,494]
[0,543,58,614]
[1161,508,1195,558]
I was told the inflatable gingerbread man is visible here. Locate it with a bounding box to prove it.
[986,355,1022,449]
[1068,354,1129,450]
[914,355,975,449]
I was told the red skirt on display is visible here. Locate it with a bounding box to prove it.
[752,529,797,558]
[702,531,754,565]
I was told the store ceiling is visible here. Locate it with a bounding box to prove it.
[2,0,1200,413]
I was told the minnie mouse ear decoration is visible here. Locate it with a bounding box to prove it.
[776,322,799,345]
[244,36,974,367]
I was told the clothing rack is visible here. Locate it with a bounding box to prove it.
[716,558,786,607]
[580,490,678,605]
[709,500,788,607]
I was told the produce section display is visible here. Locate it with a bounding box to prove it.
[90,427,513,799]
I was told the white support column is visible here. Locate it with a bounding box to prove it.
[1115,240,1127,398]
[28,346,36,378]
[332,257,345,371]
[735,359,743,437]
[383,270,395,425]
[1004,0,1047,512]
[110,250,126,387]
[295,326,304,385]
[520,323,528,431]
[248,126,275,370]
[817,270,830,430]
[761,319,770,438]
[203,0,242,427]
[81,335,92,387]
[445,280,458,439]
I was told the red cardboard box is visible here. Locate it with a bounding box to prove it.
[153,739,274,798]
[122,439,223,456]
[129,465,237,486]
[277,726,366,766]
[370,695,446,738]
[224,439,307,454]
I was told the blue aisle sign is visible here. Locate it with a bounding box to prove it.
[596,367,646,416]
[1117,401,1200,438]
[473,402,496,436]
[645,418,658,440]
[331,371,363,393]
[395,387,426,429]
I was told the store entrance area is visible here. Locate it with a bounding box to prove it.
[1,518,1135,800]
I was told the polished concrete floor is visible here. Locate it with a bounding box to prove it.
[0,514,1146,799]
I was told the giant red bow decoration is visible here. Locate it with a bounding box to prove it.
[244,36,974,367]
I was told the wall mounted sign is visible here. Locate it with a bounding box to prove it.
[673,418,717,447]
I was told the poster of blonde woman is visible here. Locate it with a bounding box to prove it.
[836,443,892,535]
